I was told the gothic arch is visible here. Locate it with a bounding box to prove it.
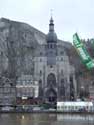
[47,73,56,87]
[46,73,57,103]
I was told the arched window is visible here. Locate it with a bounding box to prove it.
[50,44,52,48]
[40,70,42,76]
[47,73,56,86]
[39,79,43,97]
[39,79,42,86]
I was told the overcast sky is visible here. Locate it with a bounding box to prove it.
[0,0,94,42]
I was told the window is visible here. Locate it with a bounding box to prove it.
[61,57,63,61]
[40,70,42,76]
[50,65,53,68]
[40,52,42,55]
[39,79,42,88]
[57,106,60,109]
[75,106,77,109]
[60,51,64,55]
[61,106,63,109]
[50,44,52,48]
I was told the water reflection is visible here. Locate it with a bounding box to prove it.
[0,113,94,125]
[57,114,94,121]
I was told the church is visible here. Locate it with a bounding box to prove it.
[34,16,77,103]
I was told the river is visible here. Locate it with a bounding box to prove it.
[0,113,94,125]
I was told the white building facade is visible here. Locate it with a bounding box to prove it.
[16,75,39,106]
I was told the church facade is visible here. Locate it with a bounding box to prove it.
[34,17,77,103]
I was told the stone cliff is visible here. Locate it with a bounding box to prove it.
[0,18,45,79]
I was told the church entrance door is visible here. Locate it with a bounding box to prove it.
[46,73,57,104]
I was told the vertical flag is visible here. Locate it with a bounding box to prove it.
[73,33,94,69]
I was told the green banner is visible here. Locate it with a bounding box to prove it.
[77,47,90,62]
[73,33,81,47]
[73,33,91,63]
[73,33,94,69]
[86,60,94,69]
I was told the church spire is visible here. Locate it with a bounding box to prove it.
[46,10,57,43]
[49,9,54,32]
[50,16,54,25]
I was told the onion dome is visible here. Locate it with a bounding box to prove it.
[46,17,57,43]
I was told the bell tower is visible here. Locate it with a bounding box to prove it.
[46,16,57,65]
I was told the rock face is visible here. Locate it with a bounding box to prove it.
[0,18,45,79]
